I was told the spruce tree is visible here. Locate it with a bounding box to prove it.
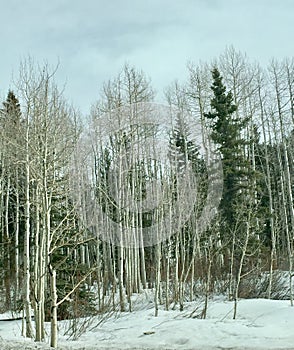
[1,90,21,115]
[204,68,250,232]
[0,91,24,311]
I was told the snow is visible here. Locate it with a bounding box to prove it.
[1,298,294,349]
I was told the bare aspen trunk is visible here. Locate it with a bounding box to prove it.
[15,170,20,304]
[272,62,294,304]
[202,256,211,319]
[154,243,161,317]
[165,241,171,310]
[4,176,11,310]
[34,184,46,341]
[280,143,294,307]
[285,59,294,306]
[125,248,132,312]
[258,85,276,299]
[178,229,186,312]
[190,259,195,302]
[140,246,147,289]
[118,246,126,312]
[174,234,179,306]
[228,232,236,301]
[50,268,58,348]
[278,146,294,305]
[233,221,250,320]
[33,193,41,341]
[23,121,33,338]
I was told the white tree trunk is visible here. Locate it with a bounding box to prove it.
[50,268,58,348]
[23,122,33,338]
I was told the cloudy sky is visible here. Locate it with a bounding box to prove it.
[1,0,293,114]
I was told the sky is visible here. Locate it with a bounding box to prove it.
[1,0,294,115]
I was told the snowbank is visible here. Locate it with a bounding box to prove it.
[1,298,294,349]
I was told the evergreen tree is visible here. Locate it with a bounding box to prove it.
[0,91,21,124]
[169,112,207,213]
[0,91,24,310]
[204,68,251,232]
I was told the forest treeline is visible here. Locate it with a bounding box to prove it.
[0,48,294,347]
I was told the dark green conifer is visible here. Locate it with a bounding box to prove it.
[205,68,250,230]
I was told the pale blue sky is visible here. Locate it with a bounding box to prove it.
[1,0,293,114]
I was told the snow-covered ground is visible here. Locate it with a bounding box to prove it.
[1,297,294,349]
